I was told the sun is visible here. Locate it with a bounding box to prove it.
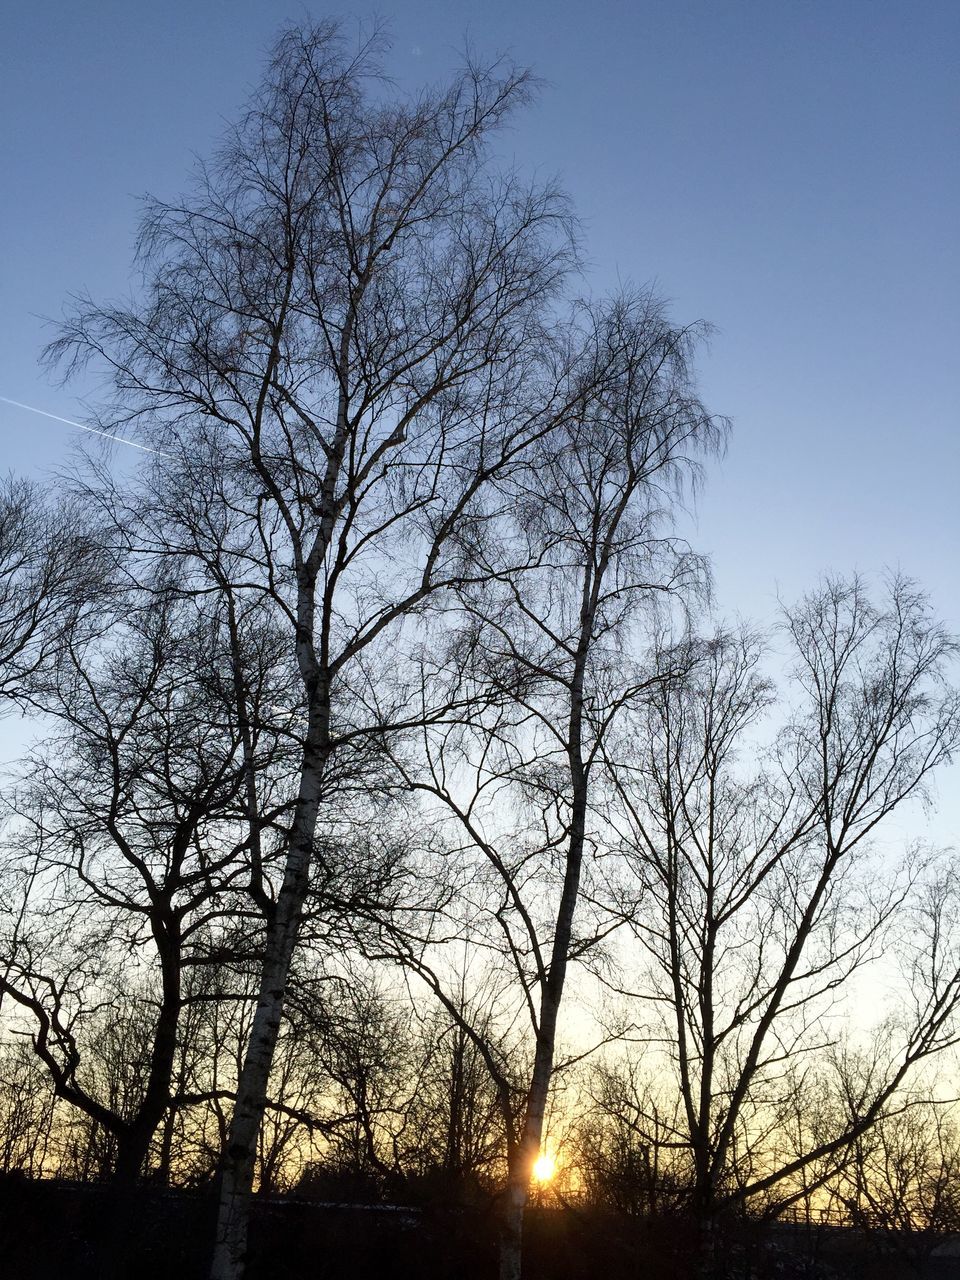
[532,1153,556,1183]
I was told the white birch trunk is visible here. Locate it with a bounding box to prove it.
[209,738,323,1280]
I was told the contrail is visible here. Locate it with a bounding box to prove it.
[0,396,173,458]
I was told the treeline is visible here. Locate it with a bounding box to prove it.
[4,958,960,1243]
[1,21,959,1280]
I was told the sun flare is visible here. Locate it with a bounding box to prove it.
[532,1153,556,1183]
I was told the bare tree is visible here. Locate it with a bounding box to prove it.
[0,1036,57,1177]
[608,577,960,1243]
[828,1099,960,1270]
[162,945,264,1189]
[0,474,99,709]
[48,21,578,1276]
[370,291,722,1279]
[0,580,290,1185]
[571,1057,691,1216]
[407,1001,508,1200]
[289,964,510,1204]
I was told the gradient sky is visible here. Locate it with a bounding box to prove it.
[1,1,958,821]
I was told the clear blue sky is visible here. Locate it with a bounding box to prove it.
[1,3,957,729]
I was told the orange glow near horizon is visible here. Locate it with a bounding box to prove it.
[532,1153,556,1183]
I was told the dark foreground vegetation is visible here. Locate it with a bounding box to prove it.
[3,1177,960,1280]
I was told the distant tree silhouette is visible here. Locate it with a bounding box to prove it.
[608,577,960,1246]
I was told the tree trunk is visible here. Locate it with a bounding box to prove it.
[112,1123,153,1187]
[111,929,182,1187]
[494,625,593,1280]
[496,981,566,1279]
[209,866,308,1277]
[695,1214,716,1280]
[498,1178,527,1280]
[156,1105,175,1185]
[209,730,323,1280]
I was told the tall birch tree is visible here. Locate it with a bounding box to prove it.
[48,22,575,1277]
[373,292,723,1280]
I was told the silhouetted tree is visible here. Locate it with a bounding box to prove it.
[830,1100,960,1272]
[0,580,291,1184]
[48,20,576,1276]
[0,474,99,710]
[609,578,960,1244]
[374,291,722,1279]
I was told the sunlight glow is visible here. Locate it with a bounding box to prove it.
[532,1153,556,1183]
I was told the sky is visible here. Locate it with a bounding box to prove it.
[1,0,958,822]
